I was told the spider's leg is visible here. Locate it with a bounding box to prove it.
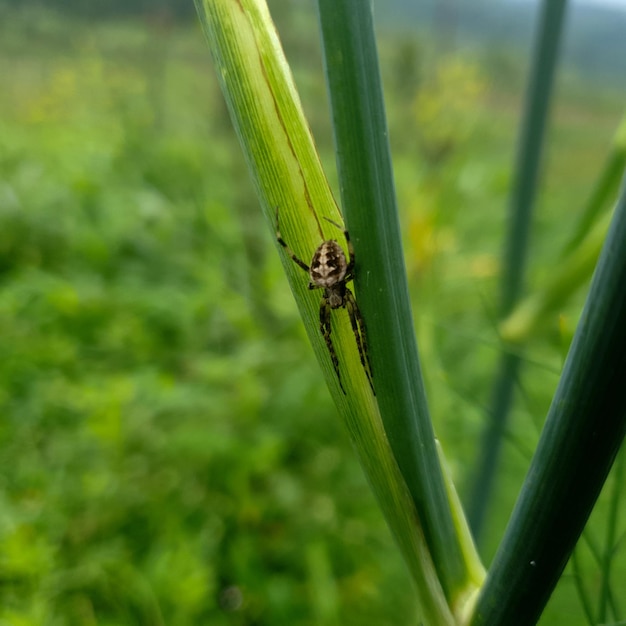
[276,208,310,273]
[320,300,346,394]
[342,224,355,278]
[345,290,375,395]
[323,216,354,277]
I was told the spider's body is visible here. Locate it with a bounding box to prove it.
[276,211,375,395]
[310,240,348,306]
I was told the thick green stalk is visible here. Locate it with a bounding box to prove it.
[470,181,626,625]
[193,1,457,623]
[317,0,483,613]
[467,0,568,540]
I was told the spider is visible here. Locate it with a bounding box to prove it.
[276,209,375,395]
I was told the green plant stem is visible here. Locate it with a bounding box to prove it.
[468,0,568,541]
[499,209,612,343]
[563,112,626,256]
[317,0,482,610]
[598,449,624,623]
[501,112,626,344]
[193,2,459,623]
[571,548,595,624]
[466,351,520,538]
[581,530,621,620]
[470,181,626,625]
[500,0,568,316]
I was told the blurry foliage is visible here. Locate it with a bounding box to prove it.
[0,4,624,625]
[0,0,196,19]
[413,57,487,166]
[0,11,416,625]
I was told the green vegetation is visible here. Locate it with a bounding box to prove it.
[0,4,624,625]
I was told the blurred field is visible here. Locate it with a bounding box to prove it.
[0,4,624,625]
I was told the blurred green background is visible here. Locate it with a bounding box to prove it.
[1,1,624,624]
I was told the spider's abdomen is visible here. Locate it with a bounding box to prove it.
[309,240,347,288]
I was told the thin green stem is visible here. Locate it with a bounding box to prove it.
[571,548,595,625]
[563,112,626,256]
[598,449,625,623]
[581,530,621,620]
[466,351,520,537]
[500,0,568,316]
[468,0,568,541]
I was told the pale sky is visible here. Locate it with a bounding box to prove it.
[574,0,626,8]
[516,0,626,12]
